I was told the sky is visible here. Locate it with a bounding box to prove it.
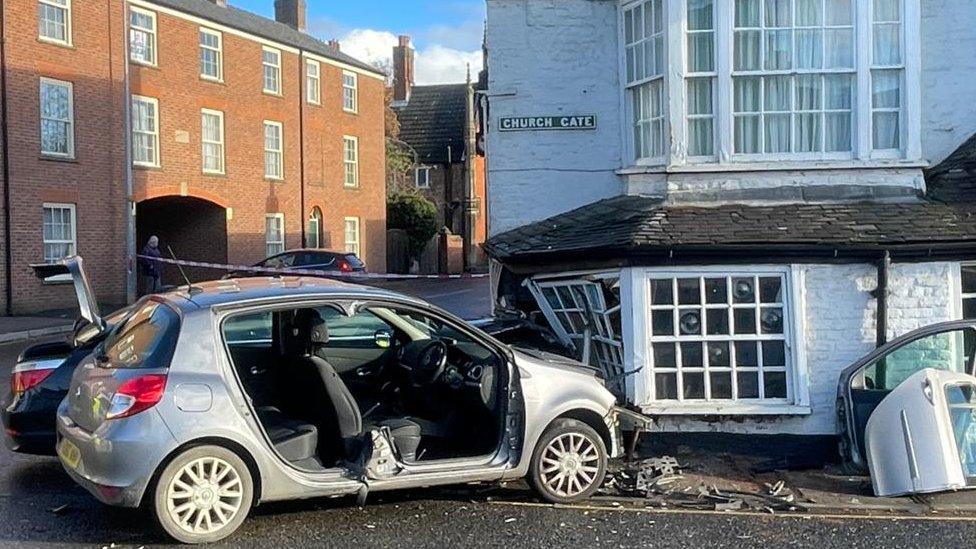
[233,0,485,84]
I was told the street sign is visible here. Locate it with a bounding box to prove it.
[498,115,597,132]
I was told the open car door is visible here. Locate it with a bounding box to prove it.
[838,321,976,467]
[29,256,104,333]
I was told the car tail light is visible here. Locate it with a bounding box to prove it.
[11,363,58,395]
[106,374,167,420]
[337,259,353,272]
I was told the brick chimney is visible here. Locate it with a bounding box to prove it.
[393,35,415,103]
[327,39,341,52]
[274,0,306,32]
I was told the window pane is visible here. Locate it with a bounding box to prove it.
[873,111,900,149]
[873,0,901,22]
[708,341,731,367]
[732,277,756,303]
[825,74,853,109]
[735,341,759,367]
[860,329,969,391]
[963,266,976,294]
[651,279,674,304]
[705,277,727,303]
[825,28,854,68]
[688,78,713,115]
[734,77,761,112]
[759,276,783,302]
[764,371,788,398]
[735,0,761,27]
[652,310,674,336]
[656,373,678,399]
[826,0,853,25]
[733,30,761,70]
[795,29,822,69]
[683,372,705,399]
[688,0,713,30]
[689,118,714,157]
[734,309,757,334]
[795,0,822,26]
[764,76,791,111]
[677,278,701,304]
[873,23,901,65]
[706,309,729,335]
[678,309,702,335]
[764,29,792,70]
[738,372,760,398]
[681,342,703,367]
[762,340,786,366]
[653,343,677,368]
[734,115,761,153]
[760,307,784,334]
[710,372,733,398]
[764,0,791,26]
[765,114,791,153]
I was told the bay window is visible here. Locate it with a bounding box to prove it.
[644,268,799,409]
[623,0,665,161]
[624,0,917,165]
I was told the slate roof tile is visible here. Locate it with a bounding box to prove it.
[393,84,468,163]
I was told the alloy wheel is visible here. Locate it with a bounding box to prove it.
[538,432,601,498]
[165,456,244,535]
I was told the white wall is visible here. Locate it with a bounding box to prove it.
[920,0,976,165]
[485,0,624,235]
[648,261,960,435]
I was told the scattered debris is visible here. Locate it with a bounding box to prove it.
[49,504,69,515]
[504,517,517,524]
[606,455,806,513]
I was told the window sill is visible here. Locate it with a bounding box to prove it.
[42,274,73,285]
[200,75,224,85]
[263,90,283,98]
[37,37,73,49]
[130,60,158,70]
[344,185,361,190]
[617,158,929,176]
[202,171,227,178]
[264,176,284,182]
[639,403,812,416]
[134,163,161,171]
[343,108,359,115]
[40,154,77,164]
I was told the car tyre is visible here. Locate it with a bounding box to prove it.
[528,418,608,504]
[151,445,253,544]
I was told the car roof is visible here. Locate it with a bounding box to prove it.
[274,249,353,256]
[156,276,425,312]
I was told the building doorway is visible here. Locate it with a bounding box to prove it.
[136,196,227,290]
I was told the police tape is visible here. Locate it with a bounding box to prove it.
[138,255,490,280]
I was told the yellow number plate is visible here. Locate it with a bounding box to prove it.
[57,438,82,471]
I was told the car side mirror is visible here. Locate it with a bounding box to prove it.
[374,330,392,349]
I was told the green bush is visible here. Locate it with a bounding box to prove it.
[387,192,439,259]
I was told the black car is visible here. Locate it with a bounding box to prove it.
[3,316,133,456]
[231,249,366,278]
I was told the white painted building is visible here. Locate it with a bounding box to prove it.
[482,0,976,437]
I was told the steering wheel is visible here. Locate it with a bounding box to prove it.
[401,339,449,386]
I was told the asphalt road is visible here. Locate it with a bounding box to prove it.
[5,338,976,547]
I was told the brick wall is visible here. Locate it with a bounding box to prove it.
[1,0,127,313]
[1,0,386,314]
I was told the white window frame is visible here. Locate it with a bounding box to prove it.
[38,0,71,46]
[42,202,76,265]
[649,0,922,169]
[627,265,810,415]
[869,0,906,157]
[201,109,225,175]
[39,77,74,159]
[263,120,284,180]
[342,71,358,113]
[129,6,157,67]
[199,28,223,82]
[131,95,160,167]
[620,0,667,165]
[960,263,976,321]
[415,166,431,189]
[307,208,323,249]
[344,217,361,256]
[263,47,282,95]
[265,213,285,257]
[343,136,359,188]
[306,59,321,105]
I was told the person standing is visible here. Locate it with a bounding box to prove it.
[139,235,163,294]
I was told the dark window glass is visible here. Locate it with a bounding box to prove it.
[683,372,705,399]
[734,309,756,334]
[652,310,674,336]
[706,309,729,335]
[653,343,677,368]
[102,300,180,369]
[655,373,678,399]
[735,341,758,367]
[737,371,759,398]
[677,278,701,305]
[651,279,674,305]
[710,371,733,399]
[681,342,703,367]
[705,277,728,304]
[708,341,730,367]
[764,371,787,398]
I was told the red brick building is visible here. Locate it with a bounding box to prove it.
[391,36,487,273]
[0,0,387,314]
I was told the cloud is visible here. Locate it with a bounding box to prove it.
[336,28,482,85]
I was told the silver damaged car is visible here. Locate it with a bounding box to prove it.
[51,258,635,543]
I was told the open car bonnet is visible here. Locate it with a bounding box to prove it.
[30,256,104,334]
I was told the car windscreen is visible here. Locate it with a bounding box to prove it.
[99,300,181,369]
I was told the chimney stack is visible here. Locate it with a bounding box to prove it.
[274,0,306,32]
[327,39,341,52]
[206,0,227,6]
[393,35,415,103]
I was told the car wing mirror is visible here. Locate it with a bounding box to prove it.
[374,330,393,349]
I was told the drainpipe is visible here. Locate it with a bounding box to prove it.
[298,52,306,247]
[122,4,136,305]
[0,0,11,315]
[462,67,478,271]
[875,250,891,347]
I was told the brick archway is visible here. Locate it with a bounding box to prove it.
[136,195,227,289]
